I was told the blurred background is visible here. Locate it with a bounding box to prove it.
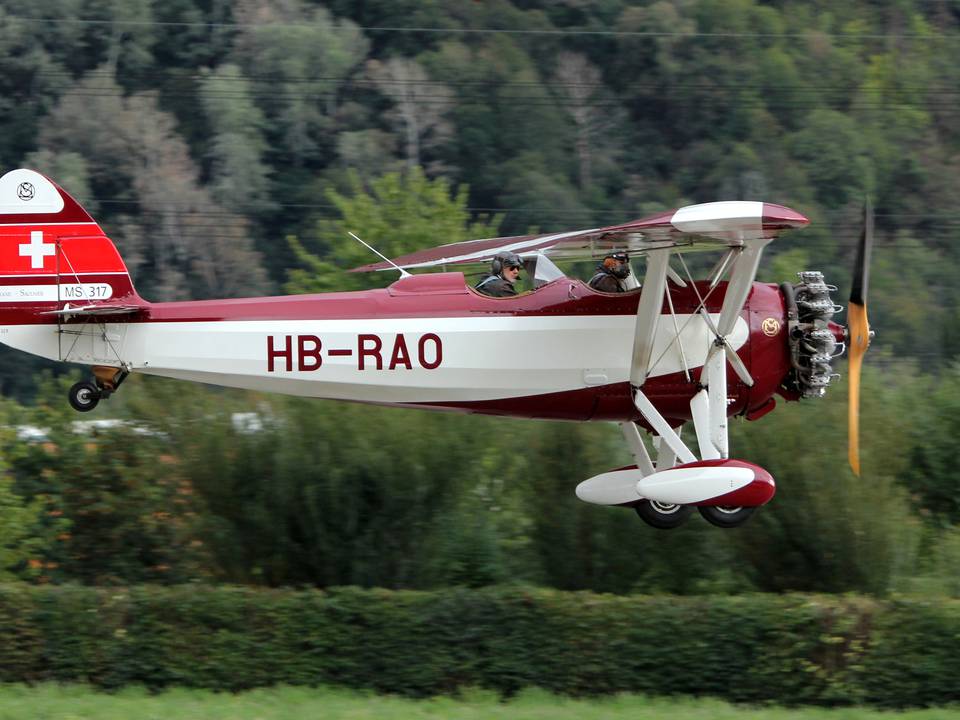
[1,0,959,602]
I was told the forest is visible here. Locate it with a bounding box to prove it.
[0,0,959,597]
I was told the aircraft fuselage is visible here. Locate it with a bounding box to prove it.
[0,272,792,425]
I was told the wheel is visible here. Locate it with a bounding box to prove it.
[698,505,757,529]
[68,381,101,412]
[635,500,694,530]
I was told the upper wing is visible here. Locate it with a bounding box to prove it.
[351,201,808,272]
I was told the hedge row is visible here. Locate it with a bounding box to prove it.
[1,585,959,707]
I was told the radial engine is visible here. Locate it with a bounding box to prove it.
[781,271,846,398]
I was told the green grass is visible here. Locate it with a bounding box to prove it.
[1,686,960,720]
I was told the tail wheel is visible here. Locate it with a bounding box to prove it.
[635,500,694,530]
[698,505,756,529]
[68,381,101,413]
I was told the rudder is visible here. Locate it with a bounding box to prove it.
[0,168,138,321]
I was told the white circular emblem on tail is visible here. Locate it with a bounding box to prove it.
[17,182,35,201]
[0,169,64,214]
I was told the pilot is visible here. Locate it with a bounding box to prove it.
[475,251,523,297]
[588,252,630,293]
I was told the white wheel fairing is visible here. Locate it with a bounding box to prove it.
[576,461,774,508]
[577,467,645,506]
[636,466,755,505]
[0,313,748,405]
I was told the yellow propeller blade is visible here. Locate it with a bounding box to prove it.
[847,301,870,476]
[847,198,874,477]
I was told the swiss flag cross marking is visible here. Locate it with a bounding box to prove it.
[19,231,56,270]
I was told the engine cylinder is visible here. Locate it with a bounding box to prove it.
[782,271,843,398]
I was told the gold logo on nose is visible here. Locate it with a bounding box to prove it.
[761,318,781,337]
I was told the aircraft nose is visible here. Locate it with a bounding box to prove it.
[828,320,846,345]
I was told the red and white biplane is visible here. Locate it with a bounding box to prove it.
[0,169,872,528]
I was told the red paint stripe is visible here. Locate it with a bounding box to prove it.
[79,275,732,324]
[761,203,809,229]
[0,273,131,284]
[688,460,776,507]
[0,234,127,275]
[0,223,99,235]
[0,197,94,225]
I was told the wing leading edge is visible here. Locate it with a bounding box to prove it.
[351,201,809,273]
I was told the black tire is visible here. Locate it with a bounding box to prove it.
[698,505,757,529]
[635,500,694,530]
[68,381,100,412]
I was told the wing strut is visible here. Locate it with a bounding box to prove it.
[621,227,780,494]
[629,248,671,385]
[632,389,697,465]
[654,427,682,471]
[619,422,655,475]
[702,238,771,388]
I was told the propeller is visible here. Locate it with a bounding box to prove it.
[847,200,874,476]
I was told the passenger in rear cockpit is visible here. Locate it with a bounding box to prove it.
[476,251,522,297]
[588,252,630,293]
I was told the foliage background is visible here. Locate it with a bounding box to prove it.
[0,0,957,610]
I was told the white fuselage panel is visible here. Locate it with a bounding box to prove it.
[0,314,748,402]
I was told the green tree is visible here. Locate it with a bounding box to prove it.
[367,57,454,173]
[38,70,269,300]
[904,363,960,524]
[867,231,948,363]
[0,9,70,166]
[8,378,209,585]
[0,395,72,582]
[498,151,593,233]
[0,413,48,581]
[199,63,274,214]
[788,109,871,209]
[523,422,748,594]
[286,168,502,293]
[118,375,535,588]
[81,0,155,85]
[726,366,921,594]
[422,37,572,229]
[551,52,626,193]
[335,129,401,179]
[232,0,369,165]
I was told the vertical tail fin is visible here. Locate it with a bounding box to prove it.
[0,169,139,320]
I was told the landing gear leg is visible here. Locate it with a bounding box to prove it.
[92,366,128,398]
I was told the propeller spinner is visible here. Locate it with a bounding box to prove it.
[847,200,874,476]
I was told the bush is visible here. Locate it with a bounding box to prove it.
[1,585,959,706]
